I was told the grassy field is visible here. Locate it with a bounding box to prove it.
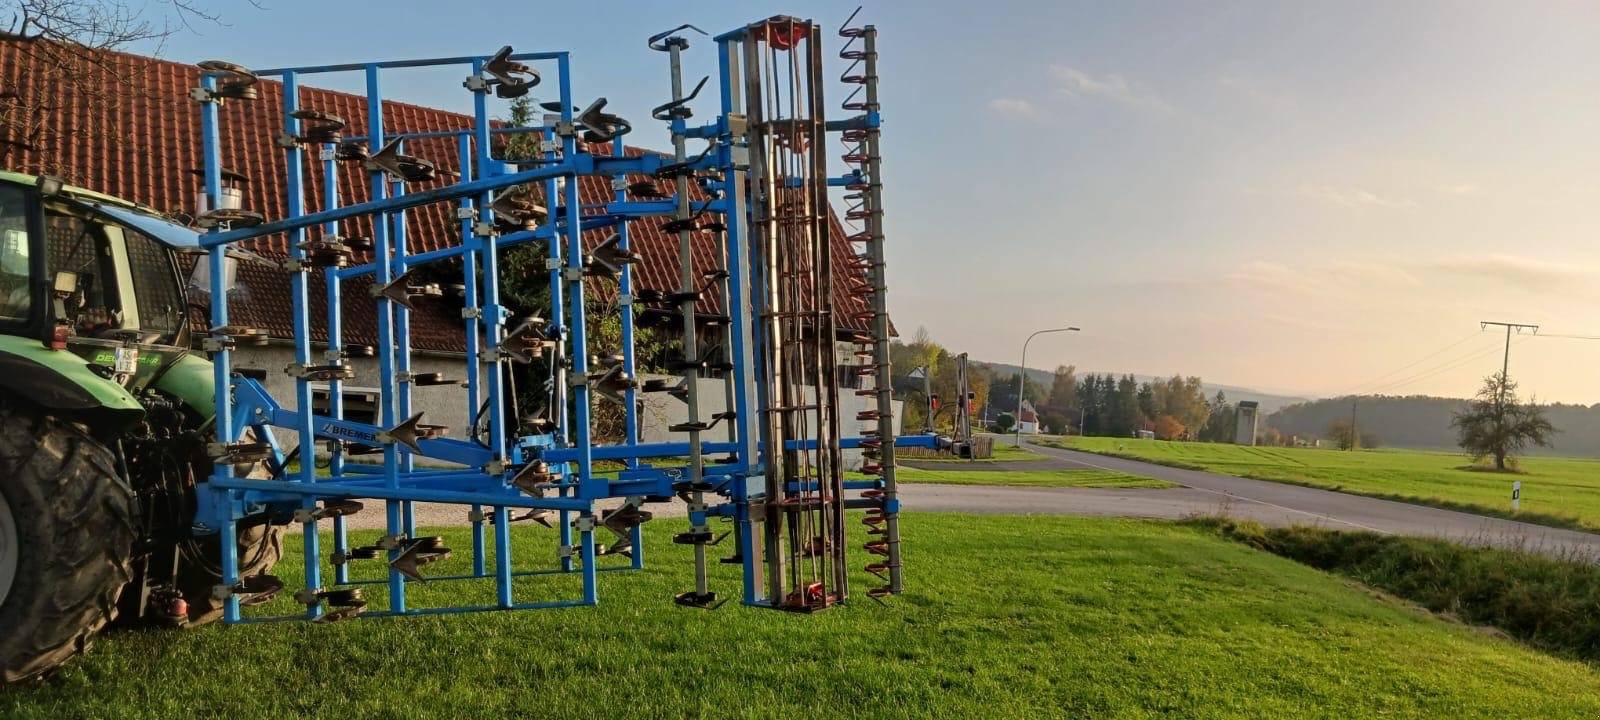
[894,465,1175,489]
[1048,436,1600,531]
[5,515,1600,719]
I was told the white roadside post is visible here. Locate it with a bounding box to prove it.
[1512,481,1521,513]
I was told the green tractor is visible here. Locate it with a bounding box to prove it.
[0,172,283,683]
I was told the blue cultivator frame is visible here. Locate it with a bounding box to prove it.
[191,12,931,623]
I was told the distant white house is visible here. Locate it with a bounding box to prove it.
[1016,400,1041,435]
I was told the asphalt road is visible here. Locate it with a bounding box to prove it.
[999,439,1600,560]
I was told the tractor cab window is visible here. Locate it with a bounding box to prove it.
[43,205,185,344]
[0,186,32,322]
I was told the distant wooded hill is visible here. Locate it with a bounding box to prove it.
[1267,395,1600,458]
[975,361,1313,414]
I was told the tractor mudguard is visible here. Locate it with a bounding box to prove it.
[0,335,143,429]
[152,352,217,424]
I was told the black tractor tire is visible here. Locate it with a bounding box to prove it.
[173,432,284,626]
[0,403,135,684]
[176,520,284,625]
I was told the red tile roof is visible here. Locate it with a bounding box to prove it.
[0,39,886,352]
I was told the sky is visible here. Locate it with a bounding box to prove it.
[141,1,1600,403]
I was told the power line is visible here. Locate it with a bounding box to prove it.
[1340,331,1485,395]
[1363,339,1512,395]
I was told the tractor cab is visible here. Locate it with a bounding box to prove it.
[0,173,197,393]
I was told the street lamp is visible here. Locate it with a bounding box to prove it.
[1016,326,1080,447]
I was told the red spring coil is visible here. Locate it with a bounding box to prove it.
[862,489,885,499]
[852,310,877,323]
[847,231,873,243]
[865,562,889,577]
[854,388,881,398]
[841,74,870,85]
[857,410,881,421]
[842,129,869,142]
[842,101,877,112]
[866,586,893,599]
[839,26,870,39]
[841,153,871,164]
[840,49,871,60]
[862,513,886,526]
[860,463,884,475]
[860,438,882,448]
[850,284,876,298]
[864,540,890,556]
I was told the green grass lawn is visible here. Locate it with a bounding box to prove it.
[1048,436,1600,531]
[5,515,1600,719]
[894,465,1175,489]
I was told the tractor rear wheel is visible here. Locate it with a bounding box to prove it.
[175,436,284,625]
[0,403,135,684]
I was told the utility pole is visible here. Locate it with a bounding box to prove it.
[1479,321,1539,430]
[1349,398,1357,451]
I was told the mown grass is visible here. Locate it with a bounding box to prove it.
[1047,437,1600,531]
[1193,517,1600,662]
[5,515,1600,719]
[894,465,1175,489]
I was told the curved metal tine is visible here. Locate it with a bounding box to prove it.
[648,23,707,51]
[841,84,865,110]
[576,98,633,143]
[838,5,864,35]
[484,45,541,98]
[651,76,710,121]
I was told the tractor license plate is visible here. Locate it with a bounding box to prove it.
[114,347,139,375]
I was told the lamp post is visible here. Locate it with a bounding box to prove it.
[1016,326,1079,447]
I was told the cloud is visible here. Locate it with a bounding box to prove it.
[1225,261,1310,290]
[1323,260,1422,287]
[1426,254,1586,288]
[987,97,1039,119]
[1047,64,1171,112]
[1438,183,1486,197]
[1296,185,1417,209]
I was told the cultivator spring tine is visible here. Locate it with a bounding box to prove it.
[277,109,346,148]
[295,587,368,622]
[483,508,554,528]
[196,60,259,101]
[598,502,653,557]
[584,233,641,277]
[575,97,632,143]
[195,207,266,229]
[390,536,452,582]
[673,591,725,610]
[295,236,357,268]
[481,45,541,98]
[489,188,548,230]
[372,269,441,310]
[363,138,441,183]
[648,23,707,52]
[332,545,383,566]
[626,180,667,198]
[509,461,558,496]
[335,141,369,162]
[651,76,709,121]
[224,574,285,607]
